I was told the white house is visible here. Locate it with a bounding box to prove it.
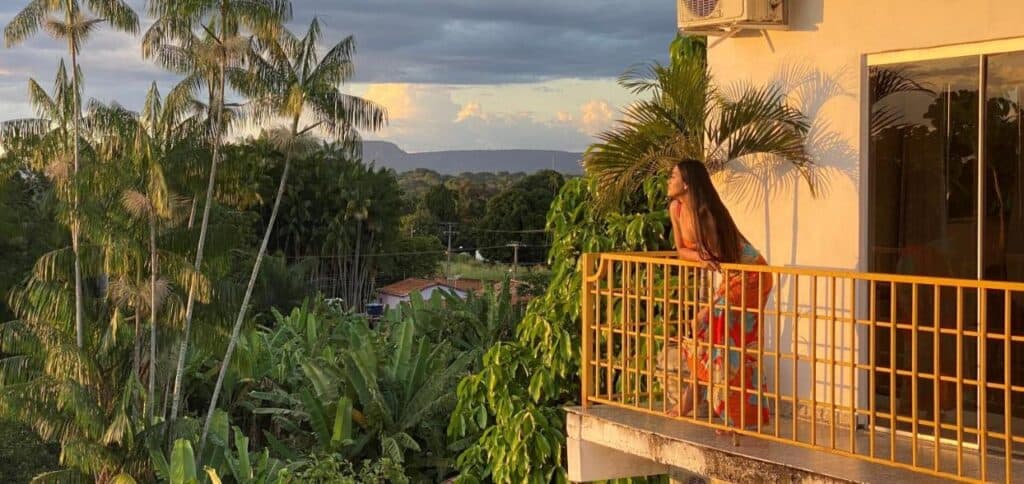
[377,277,484,310]
[569,1,1024,482]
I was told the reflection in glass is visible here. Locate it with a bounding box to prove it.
[869,57,980,436]
[983,51,1024,420]
[868,52,1024,439]
[869,56,979,280]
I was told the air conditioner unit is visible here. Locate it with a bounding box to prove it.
[678,0,787,33]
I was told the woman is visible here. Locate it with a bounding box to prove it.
[665,159,772,430]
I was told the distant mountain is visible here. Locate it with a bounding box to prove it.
[361,141,583,175]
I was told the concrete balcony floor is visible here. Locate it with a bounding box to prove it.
[566,405,1024,483]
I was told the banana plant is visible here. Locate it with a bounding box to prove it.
[386,277,523,361]
[244,312,471,480]
[150,439,221,484]
[151,421,286,483]
[337,318,473,477]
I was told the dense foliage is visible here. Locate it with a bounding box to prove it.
[475,170,564,264]
[449,176,672,483]
[395,169,555,253]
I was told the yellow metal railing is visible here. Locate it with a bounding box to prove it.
[580,251,1024,483]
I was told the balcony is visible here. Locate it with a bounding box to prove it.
[569,251,1024,483]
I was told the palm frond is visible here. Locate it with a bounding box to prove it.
[308,36,355,87]
[141,15,196,60]
[3,0,50,47]
[308,90,386,135]
[0,118,53,143]
[85,0,140,34]
[586,53,815,207]
[28,75,61,122]
[709,82,809,169]
[122,190,152,219]
[27,468,90,483]
[869,67,934,136]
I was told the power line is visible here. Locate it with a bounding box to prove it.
[442,222,457,281]
[282,244,550,260]
[462,227,550,234]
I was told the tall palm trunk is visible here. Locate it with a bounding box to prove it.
[147,211,158,423]
[187,198,197,229]
[352,216,361,308]
[356,231,375,311]
[168,44,226,429]
[133,264,142,378]
[69,34,84,349]
[198,117,297,455]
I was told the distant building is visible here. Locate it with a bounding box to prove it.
[377,277,484,309]
[376,276,537,310]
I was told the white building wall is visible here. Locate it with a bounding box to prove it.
[710,0,1024,270]
[380,294,408,310]
[706,0,1024,415]
[380,285,471,310]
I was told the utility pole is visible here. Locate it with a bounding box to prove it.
[443,222,457,281]
[507,242,521,277]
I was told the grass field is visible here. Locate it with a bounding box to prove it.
[441,256,550,282]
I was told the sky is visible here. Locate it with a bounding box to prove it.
[0,1,677,152]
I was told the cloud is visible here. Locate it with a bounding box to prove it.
[455,102,484,122]
[301,0,675,84]
[579,100,614,135]
[363,83,417,120]
[0,2,179,120]
[357,84,597,152]
[0,1,668,151]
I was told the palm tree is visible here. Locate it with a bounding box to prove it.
[143,0,292,430]
[4,0,139,349]
[583,38,815,208]
[199,18,386,454]
[0,62,82,342]
[90,80,208,424]
[0,68,154,484]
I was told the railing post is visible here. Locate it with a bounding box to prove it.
[581,252,594,409]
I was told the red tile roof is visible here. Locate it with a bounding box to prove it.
[378,278,440,297]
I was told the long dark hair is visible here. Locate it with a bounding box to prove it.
[675,159,746,264]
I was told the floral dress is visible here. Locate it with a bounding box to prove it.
[682,241,773,429]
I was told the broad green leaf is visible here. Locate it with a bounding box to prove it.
[332,396,353,446]
[300,361,332,398]
[474,405,487,429]
[208,409,230,448]
[391,319,414,381]
[262,431,299,461]
[170,439,197,484]
[300,388,330,445]
[232,426,252,480]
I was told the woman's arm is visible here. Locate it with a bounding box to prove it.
[669,201,705,262]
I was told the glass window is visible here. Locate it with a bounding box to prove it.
[868,51,1024,434]
[869,56,979,280]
